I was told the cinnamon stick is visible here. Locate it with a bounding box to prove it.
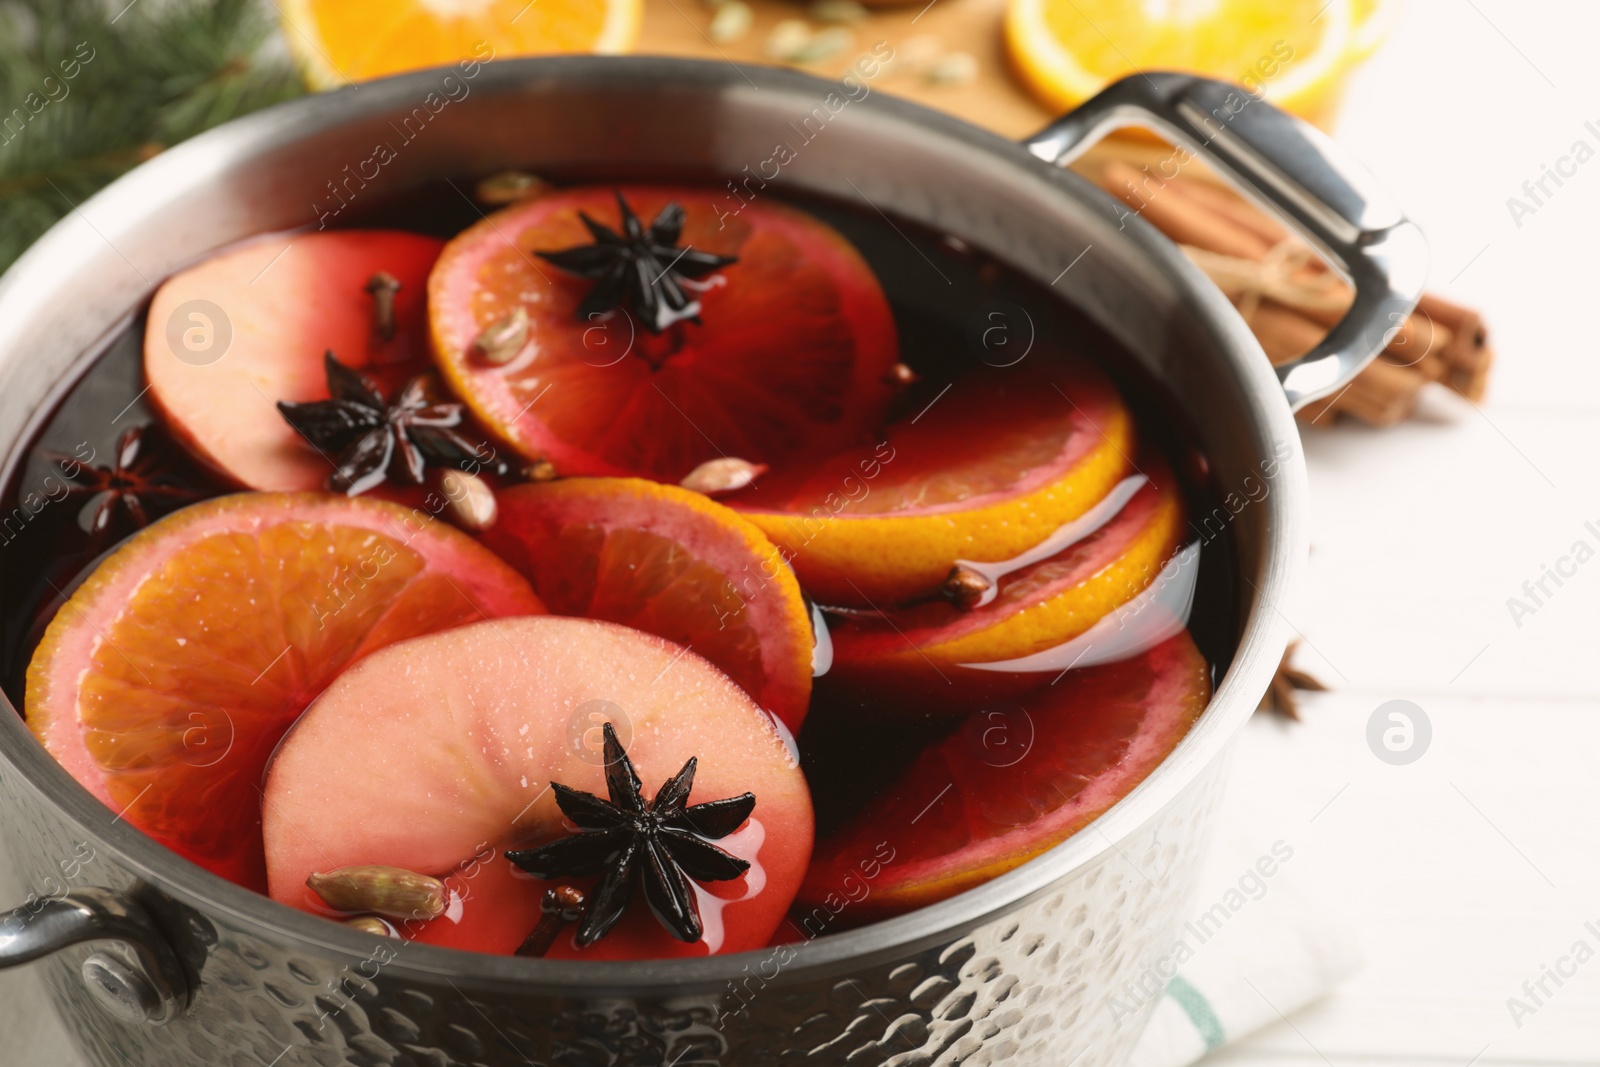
[1347,360,1427,426]
[1182,243,1435,368]
[1239,301,1327,365]
[1237,295,1428,428]
[1101,161,1274,261]
[1379,313,1452,384]
[1086,152,1494,427]
[1168,176,1292,247]
[1416,293,1493,402]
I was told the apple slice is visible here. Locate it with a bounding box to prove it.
[145,229,443,491]
[263,616,814,959]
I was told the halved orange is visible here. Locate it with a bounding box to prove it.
[825,462,1186,702]
[26,493,544,891]
[480,478,815,734]
[798,631,1211,922]
[725,359,1134,606]
[279,0,641,91]
[428,186,899,484]
[1005,0,1356,128]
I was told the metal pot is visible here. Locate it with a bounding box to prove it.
[0,57,1423,1067]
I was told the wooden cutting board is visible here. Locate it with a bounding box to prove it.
[636,0,1057,139]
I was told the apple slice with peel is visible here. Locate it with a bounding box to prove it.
[263,616,814,960]
[145,230,444,491]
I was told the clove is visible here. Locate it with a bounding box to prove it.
[515,885,588,958]
[364,272,402,342]
[941,563,993,610]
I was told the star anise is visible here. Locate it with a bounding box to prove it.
[277,352,502,495]
[506,723,755,947]
[53,425,201,537]
[1257,641,1328,720]
[535,191,737,333]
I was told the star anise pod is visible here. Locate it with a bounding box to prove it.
[535,191,738,334]
[277,352,502,495]
[1258,641,1328,720]
[53,425,201,538]
[506,723,755,947]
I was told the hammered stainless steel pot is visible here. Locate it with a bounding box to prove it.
[0,57,1423,1067]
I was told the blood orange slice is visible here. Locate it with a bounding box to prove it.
[263,616,813,959]
[826,463,1186,702]
[145,230,444,491]
[25,493,544,890]
[726,358,1135,606]
[428,186,899,482]
[798,632,1210,922]
[481,478,815,734]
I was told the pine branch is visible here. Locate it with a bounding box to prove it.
[0,0,306,272]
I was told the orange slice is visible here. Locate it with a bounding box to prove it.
[826,463,1186,701]
[799,631,1211,922]
[725,359,1134,606]
[428,185,899,483]
[481,478,815,734]
[26,493,544,891]
[279,0,640,91]
[1005,0,1356,129]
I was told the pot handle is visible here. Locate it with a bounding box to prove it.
[0,887,186,1024]
[1022,72,1428,411]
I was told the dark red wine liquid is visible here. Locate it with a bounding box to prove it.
[0,181,1240,855]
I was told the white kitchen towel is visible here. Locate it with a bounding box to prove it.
[1126,833,1363,1067]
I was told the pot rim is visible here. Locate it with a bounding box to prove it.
[0,55,1303,996]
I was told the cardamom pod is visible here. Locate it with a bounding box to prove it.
[307,866,448,921]
[524,457,558,482]
[441,469,498,531]
[680,457,767,496]
[709,0,752,42]
[475,171,550,205]
[471,306,531,365]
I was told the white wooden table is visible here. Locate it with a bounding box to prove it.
[1208,1,1600,1061]
[6,0,1597,1062]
